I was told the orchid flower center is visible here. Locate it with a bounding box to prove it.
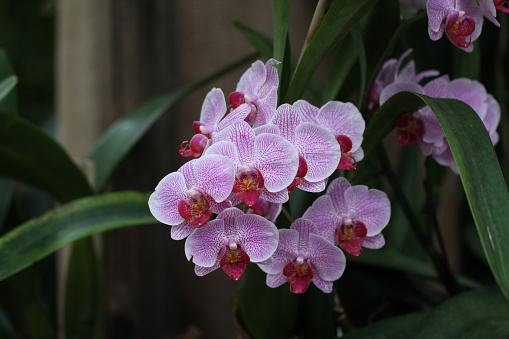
[192,121,213,138]
[495,0,509,13]
[247,198,271,219]
[177,189,212,227]
[228,91,258,122]
[283,255,314,294]
[219,242,250,280]
[287,155,308,191]
[335,135,357,170]
[178,134,208,157]
[233,165,265,207]
[445,10,475,48]
[396,112,425,146]
[339,218,367,256]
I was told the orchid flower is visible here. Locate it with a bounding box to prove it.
[427,0,483,52]
[294,100,365,171]
[185,207,279,280]
[148,154,235,240]
[205,120,299,206]
[258,218,345,294]
[269,103,341,192]
[229,59,279,128]
[179,88,251,157]
[370,49,439,114]
[303,177,390,257]
[479,0,509,26]
[429,78,500,173]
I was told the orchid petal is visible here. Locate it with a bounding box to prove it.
[363,233,386,249]
[294,99,319,124]
[170,220,196,240]
[193,154,235,202]
[254,133,299,192]
[148,172,187,225]
[272,104,301,143]
[200,88,227,128]
[236,214,279,262]
[308,234,346,281]
[185,219,226,266]
[317,101,365,152]
[344,186,391,236]
[296,122,341,182]
[259,229,298,274]
[302,195,340,245]
[266,272,288,288]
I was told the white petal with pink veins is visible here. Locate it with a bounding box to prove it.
[254,133,299,192]
[148,172,187,225]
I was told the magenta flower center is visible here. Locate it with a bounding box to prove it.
[495,0,509,13]
[339,219,367,256]
[445,11,475,48]
[336,135,357,170]
[287,155,308,191]
[219,242,251,280]
[233,166,265,207]
[396,112,424,146]
[177,189,212,227]
[283,256,314,294]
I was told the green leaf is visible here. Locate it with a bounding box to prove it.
[0,191,155,281]
[322,33,358,103]
[351,25,367,108]
[349,248,481,290]
[284,0,378,103]
[412,290,509,338]
[240,264,300,339]
[65,239,98,339]
[342,312,425,339]
[363,92,509,298]
[0,178,14,233]
[0,50,17,115]
[0,113,93,202]
[272,0,291,102]
[233,20,273,58]
[0,76,17,107]
[88,53,257,192]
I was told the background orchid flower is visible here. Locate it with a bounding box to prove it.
[294,99,365,170]
[270,103,341,192]
[258,218,345,294]
[303,177,391,257]
[185,207,279,280]
[148,154,235,239]
[246,198,282,223]
[229,59,279,128]
[179,88,251,157]
[205,120,299,206]
[372,49,439,114]
[430,78,500,173]
[427,0,483,52]
[479,0,509,26]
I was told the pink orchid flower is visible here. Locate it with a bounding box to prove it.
[258,218,346,294]
[179,88,251,157]
[427,0,483,52]
[229,59,279,128]
[148,154,235,240]
[205,120,299,207]
[303,177,390,257]
[294,100,365,171]
[185,207,279,280]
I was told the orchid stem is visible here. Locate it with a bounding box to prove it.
[424,157,460,295]
[377,145,459,296]
[296,0,331,68]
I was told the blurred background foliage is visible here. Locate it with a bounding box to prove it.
[0,0,508,338]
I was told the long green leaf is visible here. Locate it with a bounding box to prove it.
[233,20,274,59]
[272,0,291,102]
[363,92,509,298]
[0,191,155,281]
[88,53,256,192]
[0,50,17,115]
[0,113,93,202]
[0,76,17,106]
[413,290,509,338]
[284,0,377,103]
